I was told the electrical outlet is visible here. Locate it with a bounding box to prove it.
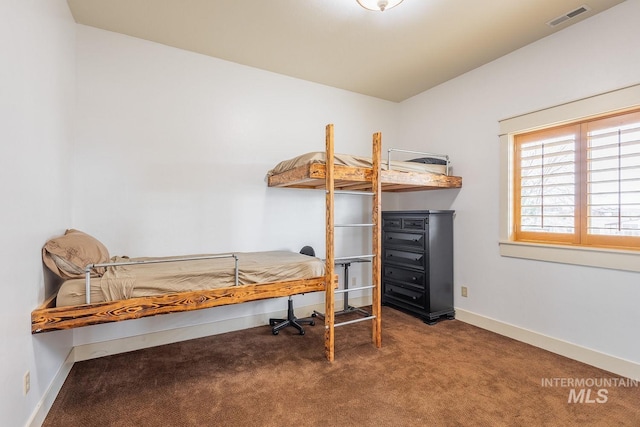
[24,371,30,395]
[461,286,468,298]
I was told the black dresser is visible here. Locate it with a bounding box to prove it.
[381,210,455,324]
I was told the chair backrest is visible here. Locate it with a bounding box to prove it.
[299,246,315,257]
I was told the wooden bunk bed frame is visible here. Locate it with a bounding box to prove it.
[31,277,328,334]
[267,154,462,193]
[269,124,462,361]
[31,124,461,363]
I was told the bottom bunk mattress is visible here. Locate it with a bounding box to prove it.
[55,250,325,307]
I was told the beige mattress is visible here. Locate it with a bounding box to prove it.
[266,152,447,176]
[56,251,324,307]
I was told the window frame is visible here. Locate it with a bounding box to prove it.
[581,110,640,250]
[499,84,640,272]
[514,123,582,246]
[512,110,640,250]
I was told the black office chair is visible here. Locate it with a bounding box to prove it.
[269,246,317,335]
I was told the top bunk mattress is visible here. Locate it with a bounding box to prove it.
[56,250,324,307]
[266,152,447,177]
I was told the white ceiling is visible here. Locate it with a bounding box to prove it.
[66,0,625,102]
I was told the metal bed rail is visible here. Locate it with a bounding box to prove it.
[83,253,239,305]
[387,148,450,176]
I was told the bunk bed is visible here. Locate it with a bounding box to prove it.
[267,124,462,361]
[267,149,462,192]
[32,124,461,363]
[31,233,331,333]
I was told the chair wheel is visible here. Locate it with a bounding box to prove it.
[299,330,305,335]
[310,321,315,326]
[311,313,316,317]
[272,330,279,335]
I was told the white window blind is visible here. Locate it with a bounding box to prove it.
[519,133,577,234]
[586,119,640,238]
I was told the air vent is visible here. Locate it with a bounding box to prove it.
[547,5,591,27]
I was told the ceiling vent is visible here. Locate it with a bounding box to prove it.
[547,5,591,27]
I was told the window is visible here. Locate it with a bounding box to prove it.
[513,109,640,250]
[499,84,640,272]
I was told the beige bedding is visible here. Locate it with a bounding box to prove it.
[266,152,447,177]
[56,251,324,307]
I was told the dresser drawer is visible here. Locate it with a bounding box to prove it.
[383,217,402,229]
[384,282,425,308]
[384,231,425,250]
[383,266,425,287]
[402,217,427,230]
[384,249,425,270]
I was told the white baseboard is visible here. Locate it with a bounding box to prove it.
[27,349,75,427]
[455,308,640,380]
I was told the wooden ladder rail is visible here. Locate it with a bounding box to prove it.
[372,130,382,349]
[325,124,336,361]
[323,124,382,362]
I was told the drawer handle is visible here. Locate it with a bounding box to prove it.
[412,277,417,281]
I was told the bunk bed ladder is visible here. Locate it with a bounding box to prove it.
[324,124,382,362]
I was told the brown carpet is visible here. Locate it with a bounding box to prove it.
[44,306,639,427]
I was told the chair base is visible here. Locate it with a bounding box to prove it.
[269,297,315,335]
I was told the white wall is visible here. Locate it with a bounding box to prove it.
[0,1,76,426]
[398,0,640,368]
[70,25,398,345]
[11,2,640,425]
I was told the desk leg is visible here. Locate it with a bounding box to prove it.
[340,263,370,317]
[343,263,350,312]
[313,262,370,318]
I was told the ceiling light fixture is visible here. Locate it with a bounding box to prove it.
[357,0,404,12]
